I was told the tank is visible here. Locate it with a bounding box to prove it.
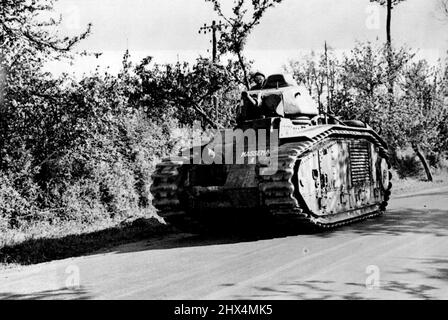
[150,74,392,229]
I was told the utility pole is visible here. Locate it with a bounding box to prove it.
[199,20,226,123]
[199,20,225,62]
[324,41,329,124]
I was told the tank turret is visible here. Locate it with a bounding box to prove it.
[240,74,319,122]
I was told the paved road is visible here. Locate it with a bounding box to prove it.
[1,187,447,300]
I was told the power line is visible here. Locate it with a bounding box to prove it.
[198,20,226,63]
[198,20,226,122]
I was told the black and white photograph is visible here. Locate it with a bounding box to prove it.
[1,0,448,305]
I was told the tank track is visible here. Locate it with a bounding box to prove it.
[151,158,217,233]
[150,159,185,215]
[258,128,392,229]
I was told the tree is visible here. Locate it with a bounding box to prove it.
[0,0,93,224]
[369,0,405,110]
[0,0,91,67]
[335,43,390,129]
[0,0,92,166]
[0,0,92,111]
[369,0,405,45]
[366,2,438,181]
[129,56,239,129]
[396,60,444,181]
[205,0,283,89]
[288,42,445,180]
[284,49,337,114]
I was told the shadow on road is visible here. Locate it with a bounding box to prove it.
[389,257,448,283]
[118,206,448,254]
[0,213,316,266]
[2,205,447,266]
[233,274,442,300]
[0,218,173,266]
[1,209,334,266]
[346,208,448,237]
[0,287,92,300]
[113,214,331,254]
[226,244,448,300]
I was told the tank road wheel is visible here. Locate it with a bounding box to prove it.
[379,158,392,211]
[285,135,392,228]
[380,158,391,192]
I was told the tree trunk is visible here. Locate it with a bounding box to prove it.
[0,52,5,108]
[386,0,392,45]
[412,143,433,182]
[236,50,250,90]
[386,0,394,112]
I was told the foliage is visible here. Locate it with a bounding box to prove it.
[285,42,448,178]
[0,0,91,57]
[0,0,244,230]
[369,0,405,8]
[205,0,283,88]
[127,55,240,128]
[0,45,242,232]
[1,0,448,236]
[285,48,337,113]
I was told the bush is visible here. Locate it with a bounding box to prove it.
[395,154,424,179]
[0,98,181,230]
[0,174,33,230]
[37,112,178,225]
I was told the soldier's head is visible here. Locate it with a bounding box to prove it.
[253,72,265,87]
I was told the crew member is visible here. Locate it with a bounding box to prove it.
[239,72,266,122]
[250,72,266,90]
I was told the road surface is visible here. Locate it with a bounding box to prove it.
[1,187,447,300]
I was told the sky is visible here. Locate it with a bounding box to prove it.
[45,0,448,76]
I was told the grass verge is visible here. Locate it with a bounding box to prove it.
[0,214,173,270]
[390,170,448,195]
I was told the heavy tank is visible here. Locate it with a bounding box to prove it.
[150,74,392,229]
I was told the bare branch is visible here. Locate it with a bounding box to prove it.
[1,0,92,59]
[439,0,448,19]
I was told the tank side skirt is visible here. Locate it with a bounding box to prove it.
[259,127,392,228]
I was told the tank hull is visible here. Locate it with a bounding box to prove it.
[150,124,392,229]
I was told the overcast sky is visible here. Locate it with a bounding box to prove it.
[46,0,448,76]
